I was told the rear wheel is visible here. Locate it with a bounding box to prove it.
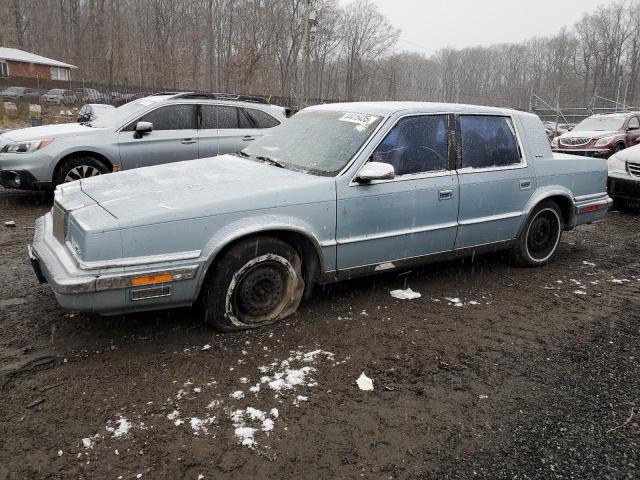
[200,237,305,331]
[511,201,563,267]
[53,156,109,187]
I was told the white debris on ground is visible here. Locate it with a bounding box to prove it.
[390,288,421,300]
[445,297,464,307]
[582,261,596,267]
[4,220,16,227]
[201,344,212,351]
[356,372,374,391]
[574,290,587,296]
[105,417,131,438]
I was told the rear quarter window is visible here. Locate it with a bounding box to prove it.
[245,108,281,129]
[460,115,521,169]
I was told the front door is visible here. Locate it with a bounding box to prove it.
[336,114,459,272]
[454,114,535,248]
[625,116,640,147]
[118,104,199,170]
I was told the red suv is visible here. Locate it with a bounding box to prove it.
[551,112,640,158]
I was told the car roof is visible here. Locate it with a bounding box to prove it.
[305,101,518,117]
[139,93,286,113]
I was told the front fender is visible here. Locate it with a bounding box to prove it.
[195,212,336,297]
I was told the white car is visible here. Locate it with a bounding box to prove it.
[607,143,640,205]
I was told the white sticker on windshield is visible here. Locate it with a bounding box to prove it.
[338,113,378,131]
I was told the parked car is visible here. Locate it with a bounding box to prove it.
[77,103,115,123]
[0,92,286,190]
[41,89,78,105]
[607,142,640,205]
[551,112,640,157]
[28,102,612,331]
[0,86,40,102]
[543,121,571,140]
[75,88,111,104]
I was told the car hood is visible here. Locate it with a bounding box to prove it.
[609,143,640,164]
[2,123,100,141]
[77,155,336,227]
[560,130,618,140]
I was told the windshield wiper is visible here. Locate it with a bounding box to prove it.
[255,155,286,169]
[234,150,250,158]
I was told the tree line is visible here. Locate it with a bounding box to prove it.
[0,0,639,110]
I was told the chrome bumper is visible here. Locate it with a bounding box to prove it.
[29,214,199,296]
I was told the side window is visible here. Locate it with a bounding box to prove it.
[628,117,639,129]
[126,105,196,131]
[200,105,239,129]
[371,115,449,176]
[245,108,281,129]
[459,115,521,169]
[238,108,253,129]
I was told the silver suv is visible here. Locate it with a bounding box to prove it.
[0,92,287,190]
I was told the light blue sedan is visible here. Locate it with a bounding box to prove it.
[30,102,612,331]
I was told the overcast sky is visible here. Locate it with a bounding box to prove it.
[342,0,612,54]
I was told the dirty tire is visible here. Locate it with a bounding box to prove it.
[511,200,563,267]
[200,237,305,332]
[53,156,109,187]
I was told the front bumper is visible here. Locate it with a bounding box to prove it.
[552,148,612,158]
[607,173,640,201]
[29,214,201,314]
[0,150,56,190]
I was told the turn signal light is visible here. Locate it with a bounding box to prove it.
[131,273,173,287]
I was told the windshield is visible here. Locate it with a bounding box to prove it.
[89,97,162,128]
[242,110,383,176]
[573,116,626,132]
[47,89,64,94]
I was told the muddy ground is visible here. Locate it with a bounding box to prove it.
[0,187,638,480]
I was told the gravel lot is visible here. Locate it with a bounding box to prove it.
[0,187,638,480]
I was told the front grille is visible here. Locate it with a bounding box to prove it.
[51,202,68,244]
[627,162,640,177]
[560,137,591,147]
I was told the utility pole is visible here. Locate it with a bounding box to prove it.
[299,1,317,110]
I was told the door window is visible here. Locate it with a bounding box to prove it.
[125,105,196,131]
[371,115,449,176]
[459,115,521,169]
[200,105,240,129]
[245,108,281,129]
[628,117,639,130]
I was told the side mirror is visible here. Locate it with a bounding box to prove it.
[356,161,395,183]
[133,121,153,139]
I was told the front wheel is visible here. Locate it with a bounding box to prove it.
[200,237,305,331]
[510,201,563,267]
[53,156,109,187]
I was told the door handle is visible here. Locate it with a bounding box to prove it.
[242,136,255,141]
[439,189,454,200]
[181,138,196,145]
[519,180,532,190]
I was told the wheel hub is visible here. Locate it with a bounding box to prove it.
[234,262,287,319]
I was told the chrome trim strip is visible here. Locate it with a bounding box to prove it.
[334,239,515,280]
[337,221,457,245]
[95,265,199,291]
[458,211,522,226]
[66,243,202,271]
[574,192,609,202]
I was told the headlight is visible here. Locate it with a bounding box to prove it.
[551,137,559,148]
[595,136,616,147]
[0,138,54,154]
[608,154,626,173]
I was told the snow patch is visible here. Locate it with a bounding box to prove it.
[390,288,421,300]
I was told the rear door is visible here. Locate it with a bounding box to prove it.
[454,114,535,248]
[198,104,258,157]
[118,104,199,169]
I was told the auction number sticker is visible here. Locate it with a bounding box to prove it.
[338,113,378,130]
